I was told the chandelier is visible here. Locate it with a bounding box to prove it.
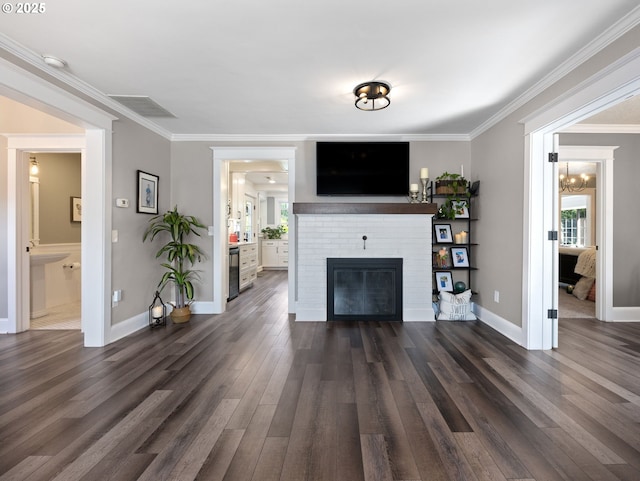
[559,163,588,192]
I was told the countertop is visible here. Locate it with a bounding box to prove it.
[228,241,256,248]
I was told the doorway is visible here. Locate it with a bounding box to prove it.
[556,156,601,321]
[211,147,296,315]
[522,51,640,349]
[27,152,82,330]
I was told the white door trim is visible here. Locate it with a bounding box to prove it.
[1,58,114,347]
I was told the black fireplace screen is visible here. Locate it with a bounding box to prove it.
[327,258,403,321]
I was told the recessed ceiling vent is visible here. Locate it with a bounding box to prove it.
[108,95,176,118]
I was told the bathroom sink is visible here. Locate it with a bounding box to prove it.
[30,252,70,266]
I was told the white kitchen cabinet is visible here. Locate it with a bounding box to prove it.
[239,243,258,290]
[262,240,288,268]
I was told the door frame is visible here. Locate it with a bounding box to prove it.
[1,57,115,346]
[211,147,296,314]
[521,47,640,350]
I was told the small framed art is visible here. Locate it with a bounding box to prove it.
[452,200,469,218]
[450,246,470,268]
[434,271,453,292]
[433,224,453,243]
[137,170,159,214]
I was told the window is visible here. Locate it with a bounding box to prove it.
[279,201,289,229]
[561,207,586,246]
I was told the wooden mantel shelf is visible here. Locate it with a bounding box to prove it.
[293,202,438,215]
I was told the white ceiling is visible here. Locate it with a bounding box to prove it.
[1,1,639,138]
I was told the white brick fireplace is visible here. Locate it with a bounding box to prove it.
[293,204,436,321]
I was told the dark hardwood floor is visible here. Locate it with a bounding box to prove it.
[1,270,639,481]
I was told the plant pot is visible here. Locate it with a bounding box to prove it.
[170,306,191,323]
[435,180,467,195]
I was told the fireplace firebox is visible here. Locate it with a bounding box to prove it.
[327,258,403,321]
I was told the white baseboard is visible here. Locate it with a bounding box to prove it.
[110,311,148,343]
[294,306,326,321]
[190,301,215,314]
[611,307,640,322]
[403,308,436,322]
[0,318,8,334]
[473,304,524,346]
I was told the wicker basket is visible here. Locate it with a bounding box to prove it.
[435,180,467,195]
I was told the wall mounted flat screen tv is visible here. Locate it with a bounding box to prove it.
[316,142,409,196]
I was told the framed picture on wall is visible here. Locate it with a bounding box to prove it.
[137,170,159,214]
[70,196,82,222]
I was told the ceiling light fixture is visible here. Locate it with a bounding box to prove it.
[353,81,391,111]
[559,162,589,192]
[266,176,276,184]
[42,55,67,68]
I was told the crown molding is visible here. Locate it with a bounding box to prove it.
[470,5,640,139]
[559,123,640,134]
[0,34,173,140]
[172,133,470,142]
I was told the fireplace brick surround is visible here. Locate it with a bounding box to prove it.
[293,203,436,321]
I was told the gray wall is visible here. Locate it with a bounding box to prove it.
[111,117,171,325]
[37,152,82,244]
[560,132,640,306]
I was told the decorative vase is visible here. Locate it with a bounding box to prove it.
[170,306,191,323]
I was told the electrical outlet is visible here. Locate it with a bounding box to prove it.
[494,290,500,303]
[116,198,129,208]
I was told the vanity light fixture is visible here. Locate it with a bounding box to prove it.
[559,162,588,192]
[30,156,39,175]
[353,81,391,111]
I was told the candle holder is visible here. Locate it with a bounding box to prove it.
[148,290,167,328]
[420,177,430,203]
[408,190,419,203]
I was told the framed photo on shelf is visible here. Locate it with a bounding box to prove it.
[452,200,469,218]
[433,223,453,243]
[70,196,82,222]
[137,170,159,214]
[434,271,453,292]
[450,246,470,268]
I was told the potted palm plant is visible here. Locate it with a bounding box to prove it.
[143,206,206,323]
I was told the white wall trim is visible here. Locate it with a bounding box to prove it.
[110,312,148,343]
[611,307,640,321]
[561,123,640,134]
[190,301,215,314]
[474,304,524,347]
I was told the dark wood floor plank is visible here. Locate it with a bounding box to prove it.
[2,271,640,481]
